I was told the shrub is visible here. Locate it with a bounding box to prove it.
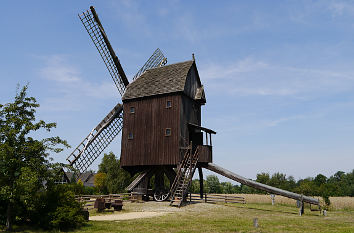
[25,184,85,231]
[49,190,85,230]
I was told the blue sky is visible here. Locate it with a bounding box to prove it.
[1,0,354,182]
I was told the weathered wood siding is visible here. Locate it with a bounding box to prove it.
[179,94,201,152]
[198,145,212,163]
[184,65,201,100]
[121,94,180,167]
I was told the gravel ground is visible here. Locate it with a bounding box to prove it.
[89,201,228,221]
[124,201,229,212]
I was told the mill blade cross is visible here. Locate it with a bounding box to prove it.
[78,6,129,96]
[133,48,167,81]
[66,104,123,177]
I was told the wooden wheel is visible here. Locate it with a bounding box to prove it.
[153,188,169,202]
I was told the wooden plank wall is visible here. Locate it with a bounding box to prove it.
[121,94,180,167]
[198,145,212,163]
[180,95,201,149]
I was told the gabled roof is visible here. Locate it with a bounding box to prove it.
[122,60,195,101]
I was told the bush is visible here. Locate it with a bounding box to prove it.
[25,184,85,231]
[49,191,85,230]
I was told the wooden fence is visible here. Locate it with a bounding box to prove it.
[77,193,245,209]
[187,193,246,204]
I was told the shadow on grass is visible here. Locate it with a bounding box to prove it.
[234,205,298,215]
[183,200,301,216]
[220,202,306,216]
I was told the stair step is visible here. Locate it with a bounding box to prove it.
[169,146,199,207]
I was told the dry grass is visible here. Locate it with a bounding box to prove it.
[235,194,297,205]
[329,196,354,210]
[231,194,354,210]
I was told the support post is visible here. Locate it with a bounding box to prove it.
[299,202,304,216]
[299,195,304,216]
[198,167,204,199]
[270,194,275,205]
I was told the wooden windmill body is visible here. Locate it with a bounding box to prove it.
[120,60,215,201]
[121,60,212,171]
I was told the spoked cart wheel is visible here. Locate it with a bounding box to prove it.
[153,189,170,202]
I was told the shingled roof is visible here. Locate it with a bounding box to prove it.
[122,60,194,101]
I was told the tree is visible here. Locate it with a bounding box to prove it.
[0,85,69,231]
[189,179,200,194]
[206,175,222,193]
[220,182,234,194]
[94,172,107,193]
[256,172,270,185]
[98,152,132,193]
[314,174,327,186]
[269,172,287,189]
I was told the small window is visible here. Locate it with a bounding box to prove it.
[128,132,133,139]
[166,100,172,108]
[165,128,171,136]
[130,107,135,113]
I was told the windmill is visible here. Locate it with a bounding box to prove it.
[66,6,167,186]
[68,6,320,211]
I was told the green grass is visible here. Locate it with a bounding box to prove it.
[5,203,353,232]
[75,203,354,233]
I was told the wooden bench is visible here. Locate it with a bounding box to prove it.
[111,200,123,211]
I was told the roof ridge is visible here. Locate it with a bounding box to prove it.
[145,60,193,72]
[123,59,195,100]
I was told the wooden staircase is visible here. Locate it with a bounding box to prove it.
[170,145,199,207]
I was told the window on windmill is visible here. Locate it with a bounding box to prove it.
[128,132,133,139]
[166,100,172,108]
[130,107,135,113]
[165,128,171,136]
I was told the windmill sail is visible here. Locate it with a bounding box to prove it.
[78,6,129,96]
[133,48,167,81]
[66,104,123,177]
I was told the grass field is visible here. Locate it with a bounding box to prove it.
[78,203,353,233]
[73,197,354,233]
[9,196,354,232]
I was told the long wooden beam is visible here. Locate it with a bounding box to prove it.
[204,163,319,206]
[90,6,129,87]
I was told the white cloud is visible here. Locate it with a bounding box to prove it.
[38,55,119,111]
[328,0,354,16]
[266,115,308,127]
[110,0,151,36]
[40,55,80,83]
[200,57,354,97]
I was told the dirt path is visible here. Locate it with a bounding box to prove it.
[89,211,171,221]
[89,201,227,221]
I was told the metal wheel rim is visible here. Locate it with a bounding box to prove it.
[153,189,169,202]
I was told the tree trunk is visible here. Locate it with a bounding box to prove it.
[6,202,12,231]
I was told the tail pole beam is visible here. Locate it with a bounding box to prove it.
[205,163,319,206]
